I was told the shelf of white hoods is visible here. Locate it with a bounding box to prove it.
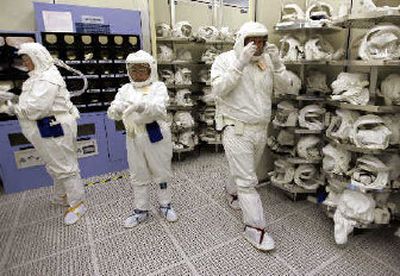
[325,100,400,114]
[274,21,343,34]
[284,60,400,67]
[334,10,400,29]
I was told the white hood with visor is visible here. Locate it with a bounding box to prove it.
[126,50,158,88]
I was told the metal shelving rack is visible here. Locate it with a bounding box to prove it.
[156,34,232,157]
[319,6,400,234]
[157,28,234,153]
[269,12,344,200]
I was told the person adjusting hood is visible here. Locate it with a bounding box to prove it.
[233,21,270,63]
[211,21,297,252]
[107,50,178,228]
[0,42,87,226]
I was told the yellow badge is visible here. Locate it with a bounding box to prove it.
[141,86,150,95]
[257,60,267,71]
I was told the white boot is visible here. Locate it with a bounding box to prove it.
[226,193,241,210]
[243,225,275,251]
[50,194,68,207]
[64,202,88,225]
[124,209,149,228]
[159,204,178,222]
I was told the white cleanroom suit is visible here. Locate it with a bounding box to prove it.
[211,22,296,251]
[107,50,177,227]
[0,42,86,225]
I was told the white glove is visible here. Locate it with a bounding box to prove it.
[113,102,129,113]
[123,100,146,119]
[0,101,15,115]
[0,91,16,102]
[107,101,129,120]
[236,42,257,71]
[265,43,285,72]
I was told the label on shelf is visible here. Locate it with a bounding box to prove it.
[87,89,101,93]
[98,60,114,64]
[81,60,98,64]
[65,60,81,65]
[85,75,99,79]
[101,74,115,78]
[114,74,128,78]
[102,88,117,93]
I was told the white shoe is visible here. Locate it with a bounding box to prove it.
[124,209,149,228]
[159,204,178,222]
[64,202,87,225]
[50,194,68,207]
[243,225,275,251]
[226,193,241,210]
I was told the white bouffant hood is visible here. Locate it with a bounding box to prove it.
[233,21,269,59]
[126,50,158,88]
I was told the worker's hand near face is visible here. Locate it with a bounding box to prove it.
[237,42,257,71]
[265,43,284,71]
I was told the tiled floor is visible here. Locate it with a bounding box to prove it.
[0,152,400,276]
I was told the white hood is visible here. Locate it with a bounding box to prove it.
[126,50,158,88]
[18,42,54,75]
[233,21,268,59]
[18,42,64,86]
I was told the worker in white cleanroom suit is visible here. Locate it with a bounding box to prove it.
[211,22,296,251]
[0,43,86,225]
[107,50,177,228]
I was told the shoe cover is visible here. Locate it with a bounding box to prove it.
[159,204,178,222]
[243,226,275,251]
[64,202,87,225]
[124,209,149,228]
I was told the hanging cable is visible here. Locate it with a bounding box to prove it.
[53,58,88,97]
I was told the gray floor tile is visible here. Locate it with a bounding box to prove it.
[0,191,24,206]
[168,181,213,214]
[168,204,242,258]
[0,230,12,266]
[0,152,399,275]
[195,168,231,202]
[315,249,400,276]
[94,222,184,276]
[5,216,88,269]
[263,200,297,223]
[23,185,53,200]
[269,213,344,275]
[85,176,135,207]
[191,238,295,276]
[357,227,400,271]
[152,264,194,276]
[87,195,158,241]
[0,202,18,231]
[3,245,94,276]
[259,185,293,204]
[17,194,64,226]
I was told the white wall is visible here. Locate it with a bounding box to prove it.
[0,0,50,32]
